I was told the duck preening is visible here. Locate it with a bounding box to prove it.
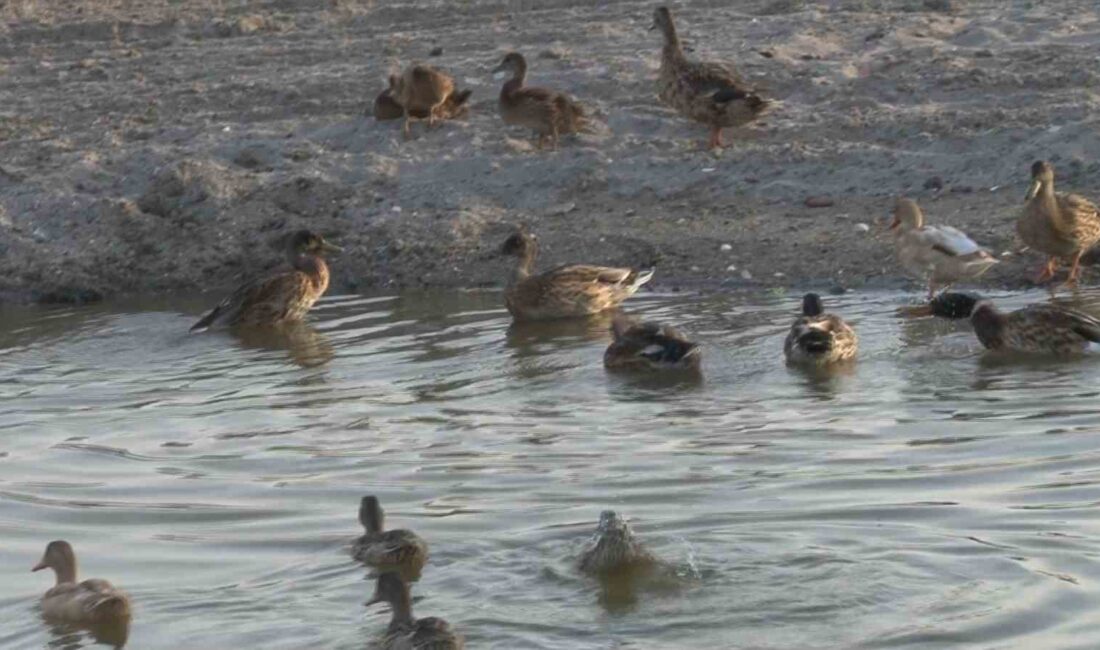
[907,291,1100,355]
[578,510,658,575]
[33,541,131,625]
[651,6,769,148]
[890,198,998,299]
[190,229,340,332]
[492,52,588,150]
[604,315,701,371]
[367,572,464,650]
[352,496,429,576]
[1018,160,1100,288]
[375,64,471,133]
[500,230,654,321]
[784,293,858,365]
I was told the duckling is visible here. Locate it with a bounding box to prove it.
[367,572,464,650]
[32,541,131,625]
[578,511,658,575]
[491,52,587,150]
[190,229,340,332]
[891,198,999,299]
[352,496,429,575]
[500,231,654,321]
[604,315,701,371]
[907,292,1100,355]
[390,64,460,139]
[374,76,471,122]
[784,293,858,365]
[1018,160,1100,287]
[651,6,769,149]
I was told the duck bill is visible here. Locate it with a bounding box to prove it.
[648,21,657,31]
[1024,179,1042,202]
[321,241,343,253]
[31,559,47,572]
[364,595,382,607]
[888,216,900,230]
[897,304,934,318]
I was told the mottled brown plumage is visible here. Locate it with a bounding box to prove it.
[190,230,339,331]
[501,231,654,321]
[578,511,659,575]
[374,77,471,122]
[352,496,429,576]
[368,573,464,650]
[33,541,131,625]
[604,315,701,371]
[389,64,459,139]
[1018,160,1100,287]
[784,293,858,365]
[651,6,769,148]
[492,52,587,149]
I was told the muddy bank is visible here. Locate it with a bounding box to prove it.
[1,0,1098,304]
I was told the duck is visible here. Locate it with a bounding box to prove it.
[604,315,701,371]
[651,6,769,149]
[784,293,858,365]
[388,64,463,139]
[1017,160,1100,287]
[32,540,131,625]
[500,230,654,321]
[905,291,1100,355]
[374,75,471,123]
[190,229,340,332]
[890,198,999,299]
[367,572,464,650]
[491,52,588,149]
[352,496,429,575]
[578,510,658,575]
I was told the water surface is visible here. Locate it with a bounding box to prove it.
[4,288,1100,649]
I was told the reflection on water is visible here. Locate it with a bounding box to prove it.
[4,288,1100,648]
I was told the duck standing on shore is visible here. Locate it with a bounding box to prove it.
[367,572,464,650]
[190,229,340,332]
[500,230,654,321]
[385,63,465,139]
[32,541,131,626]
[604,315,701,371]
[651,6,769,149]
[491,52,588,150]
[890,198,999,299]
[784,293,858,365]
[374,75,471,123]
[1018,160,1100,288]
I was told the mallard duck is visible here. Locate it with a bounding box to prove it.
[388,64,462,139]
[784,293,858,365]
[500,231,654,321]
[1018,160,1100,287]
[604,315,701,370]
[367,572,464,650]
[190,229,340,332]
[891,198,999,299]
[32,541,131,625]
[651,6,769,149]
[352,496,429,575]
[374,76,471,122]
[578,511,658,575]
[906,291,1100,355]
[491,52,587,149]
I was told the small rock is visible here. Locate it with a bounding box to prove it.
[429,46,444,57]
[740,269,753,280]
[774,272,785,278]
[804,196,834,208]
[1000,251,1013,258]
[391,206,402,213]
[923,175,944,191]
[855,223,871,232]
[726,264,738,272]
[720,243,732,252]
[690,265,701,272]
[974,49,994,58]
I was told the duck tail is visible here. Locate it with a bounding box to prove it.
[91,595,130,621]
[189,306,220,333]
[630,268,656,290]
[450,88,472,108]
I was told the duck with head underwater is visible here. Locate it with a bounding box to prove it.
[578,510,659,576]
[190,229,340,332]
[906,291,1100,355]
[604,315,701,371]
[784,293,858,365]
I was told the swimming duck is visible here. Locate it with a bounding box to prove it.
[578,511,658,575]
[651,6,769,149]
[906,292,1100,355]
[1017,160,1100,287]
[352,496,429,575]
[500,231,654,321]
[374,76,471,122]
[784,293,858,365]
[388,64,462,139]
[367,572,464,650]
[491,52,588,149]
[32,541,131,625]
[190,229,340,332]
[891,198,999,299]
[604,315,701,371]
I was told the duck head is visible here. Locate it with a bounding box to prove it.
[1025,160,1055,202]
[359,496,385,535]
[288,229,341,258]
[491,52,526,78]
[890,198,924,231]
[33,540,78,584]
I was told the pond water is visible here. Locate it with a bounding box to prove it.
[3,288,1100,649]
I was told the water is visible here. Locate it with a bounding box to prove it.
[4,288,1100,649]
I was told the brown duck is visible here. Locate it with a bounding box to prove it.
[500,231,654,321]
[352,496,429,576]
[33,541,131,625]
[367,572,464,650]
[1018,160,1100,287]
[783,293,858,365]
[651,6,769,148]
[386,64,464,139]
[491,52,588,149]
[190,229,340,331]
[604,315,701,371]
[374,74,471,123]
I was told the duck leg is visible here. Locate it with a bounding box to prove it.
[926,279,938,301]
[707,126,725,149]
[402,109,412,140]
[1035,258,1057,283]
[1063,251,1085,288]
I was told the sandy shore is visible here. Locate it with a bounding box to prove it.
[2,0,1100,303]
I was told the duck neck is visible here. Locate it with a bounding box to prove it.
[54,561,77,585]
[509,248,536,286]
[294,254,330,292]
[501,66,526,99]
[660,20,686,64]
[1038,179,1065,228]
[970,304,1005,350]
[387,589,415,630]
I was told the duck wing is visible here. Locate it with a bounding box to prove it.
[922,225,984,257]
[1013,304,1100,343]
[190,271,305,331]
